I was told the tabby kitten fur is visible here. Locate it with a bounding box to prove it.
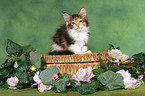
[49,7,92,55]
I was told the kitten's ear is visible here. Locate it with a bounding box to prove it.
[79,7,86,18]
[63,13,71,22]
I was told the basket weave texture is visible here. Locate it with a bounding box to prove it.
[40,52,108,77]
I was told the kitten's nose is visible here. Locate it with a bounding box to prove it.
[77,24,80,29]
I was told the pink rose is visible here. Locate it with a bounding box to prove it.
[51,73,58,81]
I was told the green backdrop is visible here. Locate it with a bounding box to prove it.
[0,0,145,65]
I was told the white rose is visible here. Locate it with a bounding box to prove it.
[108,49,122,60]
[120,54,130,64]
[110,59,120,65]
[117,70,131,78]
[116,70,139,89]
[33,71,53,92]
[72,74,81,85]
[116,70,131,88]
[33,71,41,84]
[7,76,19,89]
[117,70,144,89]
[116,70,125,76]
[13,61,18,68]
[72,68,87,85]
[72,66,95,84]
[75,68,87,81]
[8,86,17,89]
[84,67,95,82]
[30,65,36,71]
[124,77,133,88]
[38,83,53,92]
[124,78,138,89]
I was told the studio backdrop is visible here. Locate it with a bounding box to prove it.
[0,0,145,64]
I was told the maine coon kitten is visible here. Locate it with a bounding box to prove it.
[49,7,92,55]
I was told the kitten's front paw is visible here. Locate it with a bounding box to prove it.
[82,46,88,52]
[68,44,82,54]
[85,50,92,54]
[75,52,84,54]
[76,50,92,54]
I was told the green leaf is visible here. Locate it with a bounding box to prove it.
[20,54,26,61]
[53,73,70,93]
[16,61,31,84]
[99,57,106,69]
[116,46,120,50]
[92,68,104,76]
[6,39,23,54]
[41,56,46,68]
[109,44,120,50]
[39,66,59,84]
[22,45,36,54]
[0,68,13,82]
[75,80,99,95]
[30,52,41,69]
[132,52,145,65]
[97,71,124,91]
[0,83,9,90]
[1,55,19,68]
[63,73,70,82]
[1,60,13,69]
[109,44,115,50]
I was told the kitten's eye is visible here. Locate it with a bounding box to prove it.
[72,22,75,24]
[79,20,82,23]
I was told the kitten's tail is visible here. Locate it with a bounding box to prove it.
[48,50,74,55]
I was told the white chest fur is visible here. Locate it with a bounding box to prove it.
[68,27,89,47]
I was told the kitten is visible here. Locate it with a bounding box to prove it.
[49,7,92,55]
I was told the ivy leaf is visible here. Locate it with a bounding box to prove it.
[6,39,23,54]
[22,45,36,54]
[0,83,9,90]
[109,44,115,50]
[63,73,70,82]
[20,54,26,61]
[75,80,99,95]
[0,68,13,84]
[92,68,104,76]
[53,73,70,93]
[16,61,31,84]
[39,66,59,84]
[116,46,120,50]
[92,57,106,76]
[109,44,120,50]
[97,71,124,91]
[30,52,41,69]
[0,68,12,80]
[41,56,46,68]
[132,52,145,65]
[1,55,19,68]
[99,57,106,69]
